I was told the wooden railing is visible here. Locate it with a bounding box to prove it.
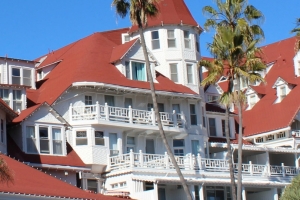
[70,102,186,128]
[107,150,299,177]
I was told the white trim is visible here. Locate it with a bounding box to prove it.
[28,163,90,171]
[244,126,290,139]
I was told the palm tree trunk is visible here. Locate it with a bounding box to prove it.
[236,77,243,200]
[138,27,193,200]
[225,106,237,200]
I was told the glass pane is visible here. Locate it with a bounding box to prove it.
[191,140,199,155]
[147,103,153,111]
[190,104,196,114]
[151,31,159,39]
[174,149,184,156]
[76,131,87,137]
[191,115,197,125]
[26,126,35,138]
[184,31,189,39]
[109,133,118,150]
[127,137,135,145]
[95,131,103,138]
[12,77,21,85]
[170,64,177,73]
[53,140,62,154]
[187,64,193,83]
[168,39,176,48]
[12,68,20,76]
[76,138,87,145]
[23,78,31,86]
[95,138,104,145]
[158,103,164,112]
[1,89,9,99]
[23,69,31,78]
[13,90,21,100]
[167,30,174,38]
[152,40,160,49]
[39,127,48,138]
[146,139,155,154]
[27,138,38,153]
[124,98,132,108]
[132,62,146,81]
[87,179,98,193]
[105,95,115,106]
[209,118,217,136]
[52,128,61,140]
[40,139,49,154]
[172,104,180,113]
[173,139,184,147]
[85,95,92,105]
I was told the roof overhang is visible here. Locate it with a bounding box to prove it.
[244,126,291,139]
[72,82,200,99]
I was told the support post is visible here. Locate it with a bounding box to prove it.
[151,108,156,126]
[130,149,134,168]
[282,163,285,177]
[249,161,253,175]
[242,186,246,200]
[139,150,143,167]
[154,182,159,200]
[197,153,202,170]
[105,103,109,121]
[199,184,204,200]
[129,106,133,124]
[172,110,177,127]
[96,101,100,121]
[165,152,169,169]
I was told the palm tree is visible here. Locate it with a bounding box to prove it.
[199,58,237,200]
[111,1,192,199]
[291,18,300,36]
[0,157,14,184]
[202,1,265,199]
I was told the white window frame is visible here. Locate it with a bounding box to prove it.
[94,131,104,146]
[170,63,178,82]
[11,66,33,87]
[167,30,176,48]
[173,139,185,156]
[151,30,160,50]
[76,130,88,146]
[184,30,191,49]
[25,125,64,155]
[125,61,147,81]
[186,64,194,84]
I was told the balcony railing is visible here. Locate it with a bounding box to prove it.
[70,102,186,128]
[107,150,299,177]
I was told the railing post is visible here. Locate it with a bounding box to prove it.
[105,103,109,121]
[151,108,156,126]
[129,106,133,124]
[107,153,111,171]
[96,101,100,121]
[69,103,73,122]
[282,163,285,177]
[190,154,195,170]
[164,152,169,169]
[139,150,143,167]
[249,161,253,175]
[130,149,134,168]
[197,154,202,170]
[172,110,177,127]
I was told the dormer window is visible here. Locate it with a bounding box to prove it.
[272,77,293,103]
[167,30,176,48]
[125,61,147,81]
[122,33,130,44]
[151,31,160,50]
[280,86,287,100]
[184,31,191,49]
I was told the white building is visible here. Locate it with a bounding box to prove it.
[2,0,300,200]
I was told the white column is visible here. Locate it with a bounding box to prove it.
[199,184,204,200]
[154,182,159,200]
[272,188,278,200]
[189,185,195,200]
[242,186,246,200]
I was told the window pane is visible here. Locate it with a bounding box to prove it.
[172,104,180,113]
[151,31,160,49]
[87,179,98,193]
[191,140,199,155]
[13,102,22,111]
[167,30,174,38]
[151,31,159,39]
[132,62,146,81]
[95,131,104,145]
[190,104,197,125]
[127,137,135,145]
[53,140,62,154]
[12,68,21,85]
[23,69,32,86]
[173,139,184,147]
[187,64,193,84]
[209,118,217,136]
[26,126,37,153]
[40,127,49,154]
[184,31,189,39]
[85,95,92,105]
[170,64,178,82]
[12,68,20,76]
[222,120,226,136]
[12,77,21,85]
[13,90,21,100]
[124,98,132,108]
[105,95,115,106]
[76,131,87,145]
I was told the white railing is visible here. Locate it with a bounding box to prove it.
[107,150,299,178]
[70,102,185,129]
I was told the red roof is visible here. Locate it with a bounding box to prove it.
[0,154,117,199]
[28,29,196,106]
[218,80,229,92]
[250,85,266,95]
[209,134,252,145]
[7,135,85,167]
[0,98,17,120]
[243,37,300,136]
[129,0,200,33]
[110,39,138,63]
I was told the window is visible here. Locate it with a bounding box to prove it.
[105,95,115,106]
[132,62,146,81]
[186,64,194,84]
[170,64,178,82]
[206,186,231,200]
[191,140,199,155]
[0,89,9,105]
[256,137,263,143]
[39,127,49,154]
[85,95,92,105]
[249,95,256,108]
[76,131,88,145]
[167,30,176,48]
[222,120,226,137]
[277,132,286,139]
[126,136,135,153]
[109,133,118,156]
[23,69,32,86]
[148,103,164,112]
[146,139,155,154]
[0,119,4,143]
[280,86,286,100]
[202,107,206,128]
[95,131,104,145]
[184,31,191,49]
[52,128,62,154]
[267,134,274,141]
[145,182,154,191]
[173,139,184,156]
[207,95,219,103]
[190,104,197,125]
[87,179,98,193]
[124,35,130,42]
[13,90,22,111]
[124,98,132,108]
[26,126,37,153]
[209,118,217,136]
[151,31,160,49]
[12,68,21,85]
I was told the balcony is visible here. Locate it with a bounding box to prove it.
[69,102,186,129]
[107,150,299,177]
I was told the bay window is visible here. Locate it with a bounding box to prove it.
[151,31,160,49]
[26,125,64,155]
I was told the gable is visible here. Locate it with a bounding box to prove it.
[26,104,63,124]
[123,42,156,62]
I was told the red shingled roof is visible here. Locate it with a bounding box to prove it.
[243,37,300,136]
[28,29,196,106]
[129,0,200,33]
[0,98,17,120]
[110,39,138,63]
[7,135,85,167]
[0,154,117,199]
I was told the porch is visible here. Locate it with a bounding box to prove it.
[69,102,186,129]
[107,150,299,177]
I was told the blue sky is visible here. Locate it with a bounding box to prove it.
[0,0,298,60]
